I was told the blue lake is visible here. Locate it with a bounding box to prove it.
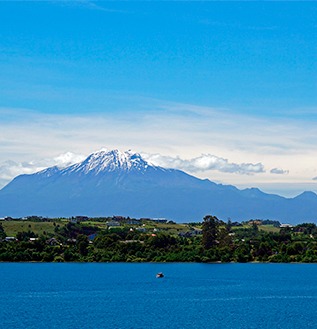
[1,263,317,328]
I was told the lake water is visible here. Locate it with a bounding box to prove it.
[0,263,317,328]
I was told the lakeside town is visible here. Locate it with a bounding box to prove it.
[1,215,316,263]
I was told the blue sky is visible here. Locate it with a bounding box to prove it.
[1,1,317,196]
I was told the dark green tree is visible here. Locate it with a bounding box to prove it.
[0,223,6,239]
[226,218,232,232]
[202,215,220,249]
[76,234,89,256]
[16,230,37,242]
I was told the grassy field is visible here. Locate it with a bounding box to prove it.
[84,221,109,229]
[85,220,190,235]
[258,225,280,233]
[1,219,192,237]
[1,221,62,237]
[1,218,280,238]
[231,224,280,234]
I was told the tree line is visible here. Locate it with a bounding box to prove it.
[1,216,317,262]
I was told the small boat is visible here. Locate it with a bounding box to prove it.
[156,272,164,278]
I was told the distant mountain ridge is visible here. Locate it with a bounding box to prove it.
[0,149,317,224]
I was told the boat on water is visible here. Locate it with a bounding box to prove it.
[156,272,164,278]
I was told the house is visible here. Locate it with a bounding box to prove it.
[46,238,59,246]
[76,216,89,221]
[5,237,17,242]
[280,224,293,228]
[191,229,202,236]
[107,220,121,227]
[71,216,89,223]
[248,220,262,225]
[127,219,139,225]
[112,216,125,222]
[136,227,146,232]
[152,218,168,224]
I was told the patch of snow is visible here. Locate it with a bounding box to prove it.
[59,149,163,176]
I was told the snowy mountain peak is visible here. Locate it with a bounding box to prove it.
[65,149,150,175]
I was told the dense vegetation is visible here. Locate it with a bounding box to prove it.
[1,215,317,262]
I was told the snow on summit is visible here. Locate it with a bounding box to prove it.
[64,149,150,175]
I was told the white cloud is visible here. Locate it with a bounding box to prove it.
[270,168,289,175]
[53,152,86,168]
[1,102,317,160]
[143,153,265,175]
[0,160,40,182]
[1,100,317,195]
[0,152,85,188]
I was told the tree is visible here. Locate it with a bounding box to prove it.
[16,230,37,242]
[226,218,232,232]
[76,234,89,256]
[0,223,6,239]
[202,215,220,249]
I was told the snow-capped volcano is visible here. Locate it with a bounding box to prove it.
[34,149,159,179]
[1,148,317,223]
[63,149,151,175]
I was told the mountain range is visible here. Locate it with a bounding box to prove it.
[0,149,317,224]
